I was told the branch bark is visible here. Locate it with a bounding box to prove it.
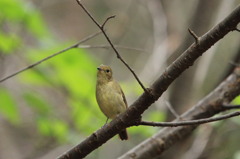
[119,67,240,159]
[57,5,240,159]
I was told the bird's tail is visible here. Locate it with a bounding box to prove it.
[119,129,128,140]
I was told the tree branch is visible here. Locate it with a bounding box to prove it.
[75,0,148,93]
[133,111,240,127]
[57,4,240,159]
[0,31,102,83]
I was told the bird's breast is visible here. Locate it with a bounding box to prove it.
[96,82,126,119]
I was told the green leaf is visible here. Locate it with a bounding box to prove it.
[146,111,166,122]
[0,32,21,54]
[0,88,20,124]
[23,92,52,116]
[24,11,49,38]
[51,119,68,142]
[129,126,159,137]
[129,111,166,137]
[37,117,51,136]
[20,69,51,86]
[0,0,26,21]
[232,96,240,106]
[37,117,68,142]
[0,0,49,38]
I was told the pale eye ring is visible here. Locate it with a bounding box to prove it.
[106,69,110,73]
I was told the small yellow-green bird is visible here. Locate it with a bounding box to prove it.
[96,64,128,140]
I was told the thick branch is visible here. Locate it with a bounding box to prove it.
[57,4,240,159]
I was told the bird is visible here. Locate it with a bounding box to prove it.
[96,64,128,140]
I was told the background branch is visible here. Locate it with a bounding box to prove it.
[57,5,240,159]
[0,31,102,83]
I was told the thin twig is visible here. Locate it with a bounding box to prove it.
[164,100,180,119]
[135,111,240,127]
[78,44,146,52]
[0,31,102,83]
[222,104,240,110]
[101,15,116,28]
[235,28,240,32]
[76,0,148,93]
[188,28,200,44]
[229,61,240,67]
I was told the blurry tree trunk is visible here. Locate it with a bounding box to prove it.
[166,0,222,118]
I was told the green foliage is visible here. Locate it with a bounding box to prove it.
[232,96,240,106]
[0,33,21,54]
[37,117,68,143]
[20,69,51,86]
[21,42,102,139]
[23,93,52,116]
[0,88,20,124]
[24,11,48,38]
[230,96,240,125]
[0,0,48,37]
[129,110,166,137]
[0,0,48,54]
[0,0,160,143]
[23,91,69,142]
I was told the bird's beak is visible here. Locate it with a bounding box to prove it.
[97,67,101,71]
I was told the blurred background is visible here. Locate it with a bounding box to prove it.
[0,0,240,159]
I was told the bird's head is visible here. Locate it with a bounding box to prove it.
[97,64,113,83]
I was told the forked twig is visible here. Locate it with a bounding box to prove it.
[235,28,240,32]
[188,28,200,44]
[76,0,148,93]
[102,15,116,28]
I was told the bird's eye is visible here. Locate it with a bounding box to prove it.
[106,69,110,73]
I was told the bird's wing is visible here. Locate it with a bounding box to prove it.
[120,88,128,108]
[112,80,128,108]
